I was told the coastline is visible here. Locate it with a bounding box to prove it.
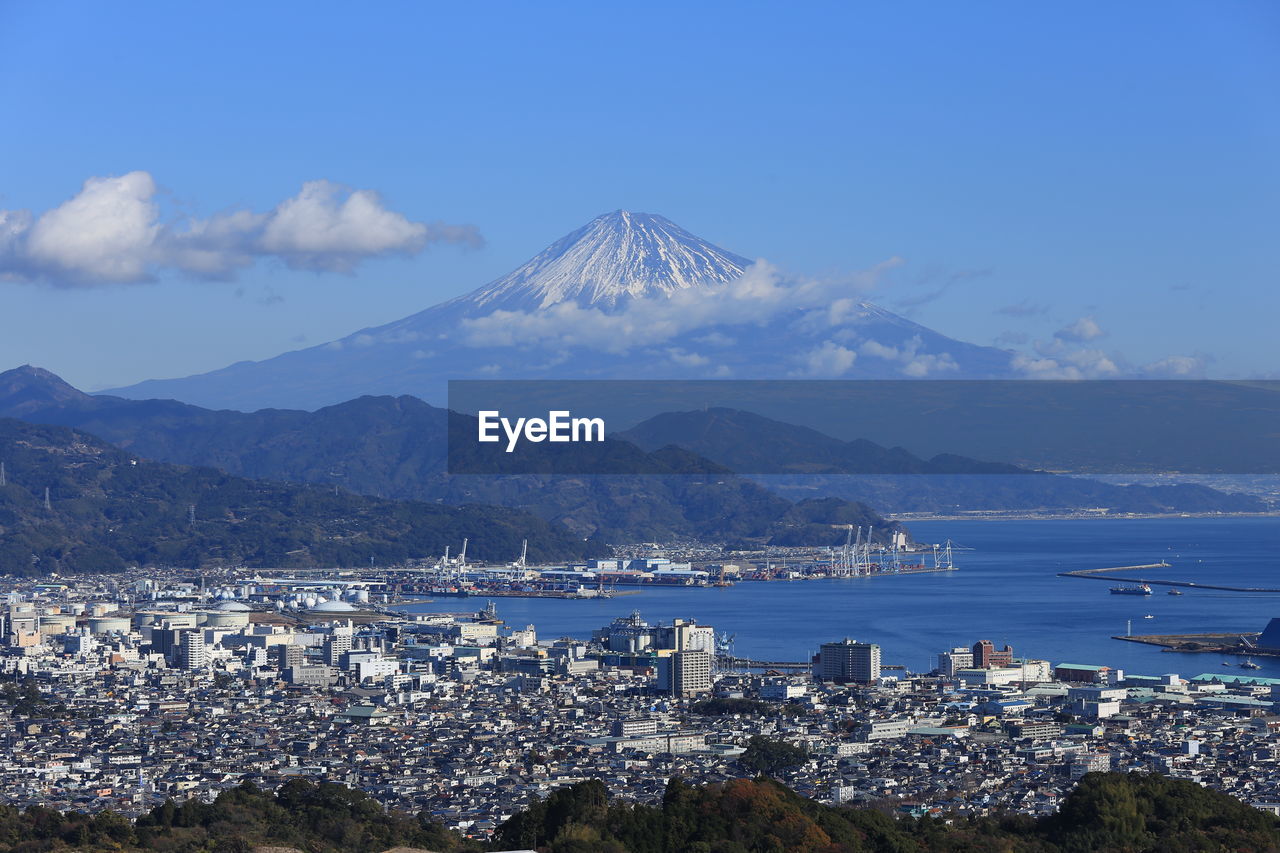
[888,511,1280,522]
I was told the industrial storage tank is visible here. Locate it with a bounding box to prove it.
[134,611,198,629]
[38,614,77,636]
[310,599,357,613]
[87,616,131,635]
[213,600,253,612]
[202,610,250,629]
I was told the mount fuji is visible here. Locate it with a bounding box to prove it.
[451,210,752,311]
[111,210,1016,411]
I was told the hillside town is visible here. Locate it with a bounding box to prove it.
[3,568,1280,842]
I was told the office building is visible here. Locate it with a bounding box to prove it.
[323,624,353,666]
[972,640,1014,668]
[658,650,712,696]
[815,638,881,684]
[274,644,305,670]
[937,647,974,676]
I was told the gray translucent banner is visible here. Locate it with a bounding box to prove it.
[446,379,1280,475]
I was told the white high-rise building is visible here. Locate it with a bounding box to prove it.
[815,638,881,684]
[937,647,974,676]
[658,650,713,697]
[324,623,353,665]
[180,631,208,670]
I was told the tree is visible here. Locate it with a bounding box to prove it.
[737,736,809,777]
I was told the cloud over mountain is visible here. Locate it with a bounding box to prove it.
[457,258,902,357]
[0,172,481,286]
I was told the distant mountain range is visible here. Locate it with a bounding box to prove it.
[0,366,909,549]
[0,418,606,574]
[615,406,1267,514]
[0,367,1264,547]
[106,210,1017,411]
[618,408,1027,475]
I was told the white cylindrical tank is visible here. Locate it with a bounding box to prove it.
[135,611,198,629]
[203,611,250,629]
[87,616,131,635]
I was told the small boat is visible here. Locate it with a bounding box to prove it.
[1143,614,1154,619]
[1241,659,1261,670]
[1222,661,1233,667]
[1111,584,1153,596]
[1168,589,1183,596]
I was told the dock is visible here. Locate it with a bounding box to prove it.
[1059,563,1280,594]
[1113,631,1271,657]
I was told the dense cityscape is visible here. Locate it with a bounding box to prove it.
[3,4,1274,849]
[3,564,1280,845]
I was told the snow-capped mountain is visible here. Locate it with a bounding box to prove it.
[110,210,1016,411]
[452,210,751,312]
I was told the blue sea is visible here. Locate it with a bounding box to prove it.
[403,518,1280,680]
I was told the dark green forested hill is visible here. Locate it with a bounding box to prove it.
[495,773,1280,853]
[0,773,1271,852]
[0,418,605,573]
[0,778,479,853]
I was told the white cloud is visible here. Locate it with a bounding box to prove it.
[459,258,902,355]
[453,257,986,379]
[902,351,959,377]
[859,339,900,360]
[666,348,711,367]
[1011,353,1082,379]
[1011,347,1120,379]
[257,180,480,271]
[23,172,161,283]
[0,172,481,286]
[797,341,858,376]
[1062,347,1119,375]
[1142,355,1207,377]
[694,331,736,347]
[1054,315,1105,342]
[859,335,959,377]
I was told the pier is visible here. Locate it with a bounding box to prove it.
[1058,562,1280,594]
[726,657,812,670]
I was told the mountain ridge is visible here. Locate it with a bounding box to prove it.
[619,407,1029,475]
[0,417,606,572]
[1,367,1266,524]
[443,209,751,312]
[0,366,908,545]
[104,211,1017,411]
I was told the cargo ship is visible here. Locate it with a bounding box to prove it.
[1110,583,1153,595]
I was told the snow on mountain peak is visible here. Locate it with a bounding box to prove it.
[456,210,751,312]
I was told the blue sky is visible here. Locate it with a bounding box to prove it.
[0,1,1276,389]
